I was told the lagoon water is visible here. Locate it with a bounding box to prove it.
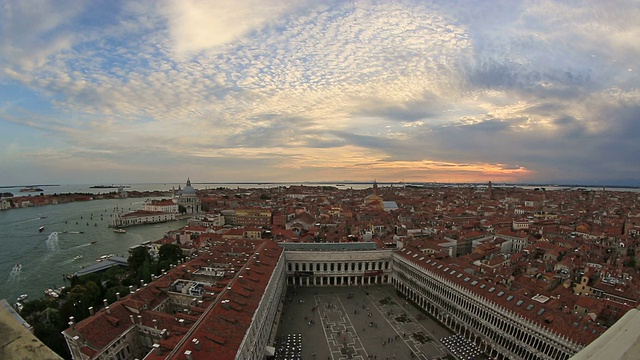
[0,192,188,304]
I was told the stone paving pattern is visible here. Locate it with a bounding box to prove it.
[276,285,457,360]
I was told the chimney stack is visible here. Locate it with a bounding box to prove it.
[103,299,108,307]
[153,319,158,329]
[105,306,110,314]
[68,316,75,329]
[88,307,94,316]
[129,285,135,294]
[116,292,121,301]
[192,338,201,351]
[184,350,193,360]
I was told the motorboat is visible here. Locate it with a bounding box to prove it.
[113,228,126,234]
[17,294,28,302]
[73,255,83,261]
[44,288,59,298]
[39,226,45,232]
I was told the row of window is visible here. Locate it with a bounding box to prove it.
[287,260,391,272]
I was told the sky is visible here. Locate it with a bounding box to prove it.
[1,0,639,186]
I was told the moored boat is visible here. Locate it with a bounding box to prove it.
[113,228,126,234]
[44,288,59,298]
[17,294,28,302]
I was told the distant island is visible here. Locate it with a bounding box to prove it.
[90,185,131,189]
[19,186,43,192]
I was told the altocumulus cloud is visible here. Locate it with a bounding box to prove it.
[0,0,639,185]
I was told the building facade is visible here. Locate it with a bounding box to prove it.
[111,210,176,227]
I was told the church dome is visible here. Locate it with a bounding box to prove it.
[181,178,196,195]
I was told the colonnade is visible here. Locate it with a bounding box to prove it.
[392,257,580,360]
[285,258,392,287]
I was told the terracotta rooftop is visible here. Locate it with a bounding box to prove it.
[397,245,608,346]
[64,239,283,360]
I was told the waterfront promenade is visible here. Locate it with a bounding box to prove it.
[275,285,457,360]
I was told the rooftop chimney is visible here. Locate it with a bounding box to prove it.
[184,350,193,360]
[68,316,75,329]
[103,299,108,307]
[116,292,121,301]
[192,338,201,351]
[105,306,110,314]
[88,307,94,316]
[129,285,135,294]
[153,319,158,329]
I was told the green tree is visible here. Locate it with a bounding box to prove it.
[158,243,183,263]
[128,246,152,275]
[105,285,131,304]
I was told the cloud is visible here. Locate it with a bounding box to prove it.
[0,0,86,70]
[1,1,640,185]
[159,0,302,59]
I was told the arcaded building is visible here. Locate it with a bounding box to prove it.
[63,239,619,360]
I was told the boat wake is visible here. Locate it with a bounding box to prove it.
[8,263,22,283]
[46,232,60,252]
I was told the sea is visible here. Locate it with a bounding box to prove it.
[2,182,638,305]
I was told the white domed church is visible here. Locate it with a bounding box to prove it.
[173,178,201,214]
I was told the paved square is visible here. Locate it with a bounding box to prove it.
[275,285,457,360]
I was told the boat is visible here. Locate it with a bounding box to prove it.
[17,294,28,302]
[113,228,126,234]
[39,226,45,232]
[44,288,59,298]
[90,241,97,245]
[14,302,23,312]
[73,255,83,261]
[13,263,22,272]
